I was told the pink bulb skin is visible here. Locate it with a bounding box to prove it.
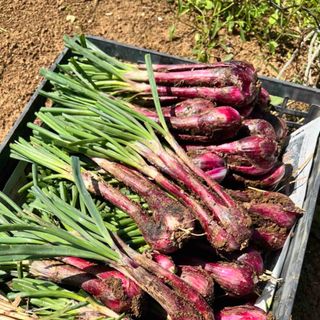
[215,305,272,320]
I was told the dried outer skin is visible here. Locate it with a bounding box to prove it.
[215,305,274,320]
[179,265,215,303]
[241,119,277,140]
[251,223,288,251]
[230,162,286,189]
[236,249,264,275]
[204,262,257,296]
[229,189,302,228]
[30,260,134,314]
[231,60,259,107]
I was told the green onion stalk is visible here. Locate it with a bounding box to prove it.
[20,177,154,316]
[0,157,214,320]
[22,177,147,249]
[36,54,252,252]
[1,171,144,317]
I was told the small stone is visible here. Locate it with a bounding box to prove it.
[66,15,76,23]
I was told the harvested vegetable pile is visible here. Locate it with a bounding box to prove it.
[0,35,303,319]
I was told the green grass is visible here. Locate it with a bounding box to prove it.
[170,0,320,61]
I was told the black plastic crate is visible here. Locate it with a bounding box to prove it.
[0,35,320,319]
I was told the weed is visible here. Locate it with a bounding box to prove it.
[169,0,320,62]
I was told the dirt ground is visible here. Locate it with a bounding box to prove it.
[0,0,319,318]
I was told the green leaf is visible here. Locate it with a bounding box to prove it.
[79,34,87,48]
[205,1,213,10]
[268,11,279,25]
[71,156,116,250]
[0,244,104,262]
[222,53,234,61]
[268,41,278,54]
[270,95,284,106]
[168,24,176,41]
[0,191,22,213]
[145,54,169,133]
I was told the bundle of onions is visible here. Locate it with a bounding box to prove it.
[186,136,279,176]
[0,35,300,320]
[0,158,214,320]
[61,36,259,108]
[11,138,193,254]
[33,57,253,252]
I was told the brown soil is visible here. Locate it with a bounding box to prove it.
[0,0,318,318]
